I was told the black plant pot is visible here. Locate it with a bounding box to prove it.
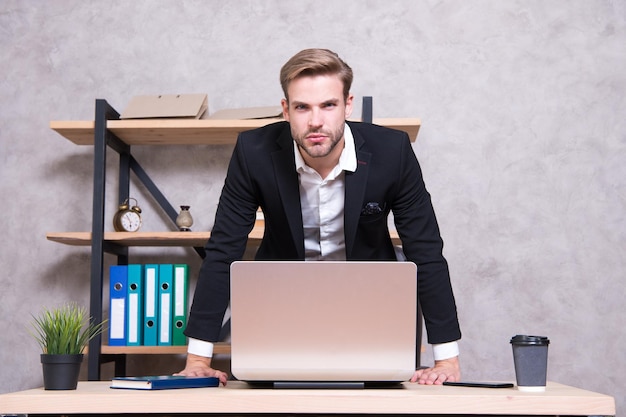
[40,354,83,390]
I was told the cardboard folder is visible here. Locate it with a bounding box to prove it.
[121,94,208,119]
[207,105,283,120]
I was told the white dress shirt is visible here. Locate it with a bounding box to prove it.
[295,123,357,260]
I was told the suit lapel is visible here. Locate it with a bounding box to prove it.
[271,127,305,258]
[344,125,371,258]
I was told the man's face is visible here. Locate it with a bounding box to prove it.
[281,74,354,163]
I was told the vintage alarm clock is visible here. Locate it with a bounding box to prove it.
[113,198,142,232]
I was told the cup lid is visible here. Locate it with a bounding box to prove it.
[510,334,550,345]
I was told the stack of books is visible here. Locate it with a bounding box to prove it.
[108,264,189,346]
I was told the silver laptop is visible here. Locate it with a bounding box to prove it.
[230,261,417,388]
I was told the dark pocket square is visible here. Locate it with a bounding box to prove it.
[361,202,385,215]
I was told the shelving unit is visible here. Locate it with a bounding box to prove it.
[48,99,421,380]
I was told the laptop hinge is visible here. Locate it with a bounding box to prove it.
[273,381,365,389]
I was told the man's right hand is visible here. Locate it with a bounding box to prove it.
[174,353,228,386]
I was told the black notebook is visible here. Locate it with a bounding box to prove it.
[111,375,219,390]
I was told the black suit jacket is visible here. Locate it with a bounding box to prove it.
[185,121,461,345]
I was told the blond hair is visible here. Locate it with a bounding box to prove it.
[280,48,353,102]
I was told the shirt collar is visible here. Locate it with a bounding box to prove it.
[294,123,357,173]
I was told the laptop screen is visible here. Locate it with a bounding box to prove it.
[230,261,417,387]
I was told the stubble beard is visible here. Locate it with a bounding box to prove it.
[293,124,345,159]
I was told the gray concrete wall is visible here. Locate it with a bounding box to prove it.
[1,0,624,412]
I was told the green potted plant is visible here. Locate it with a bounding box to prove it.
[30,303,106,390]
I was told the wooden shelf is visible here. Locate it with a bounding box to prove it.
[100,342,231,355]
[46,228,401,247]
[47,231,246,247]
[50,118,421,145]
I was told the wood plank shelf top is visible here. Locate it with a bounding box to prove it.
[46,229,402,247]
[50,118,421,145]
[100,342,231,355]
[47,231,233,247]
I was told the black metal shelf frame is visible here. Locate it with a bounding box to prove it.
[87,99,206,380]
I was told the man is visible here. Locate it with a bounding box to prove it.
[176,48,461,385]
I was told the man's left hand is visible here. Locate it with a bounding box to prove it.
[410,356,460,385]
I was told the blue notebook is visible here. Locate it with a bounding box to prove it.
[110,375,219,390]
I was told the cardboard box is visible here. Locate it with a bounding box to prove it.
[207,105,283,120]
[120,94,208,119]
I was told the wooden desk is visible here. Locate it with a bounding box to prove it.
[0,381,615,416]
